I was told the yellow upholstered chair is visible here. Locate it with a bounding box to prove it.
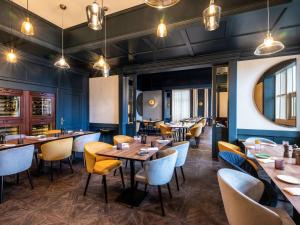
[186,124,203,147]
[113,135,134,145]
[45,129,61,137]
[83,142,125,203]
[39,138,73,181]
[218,141,258,171]
[159,123,173,138]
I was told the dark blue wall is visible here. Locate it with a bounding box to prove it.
[0,57,89,131]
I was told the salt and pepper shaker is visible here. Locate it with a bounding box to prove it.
[292,144,299,158]
[295,149,300,165]
[283,144,290,158]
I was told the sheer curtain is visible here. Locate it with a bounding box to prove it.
[172,89,190,122]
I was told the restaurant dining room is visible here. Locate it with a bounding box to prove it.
[0,0,300,224]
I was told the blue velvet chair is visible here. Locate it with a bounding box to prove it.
[135,149,178,216]
[245,137,276,145]
[166,141,190,191]
[0,145,35,203]
[72,133,101,164]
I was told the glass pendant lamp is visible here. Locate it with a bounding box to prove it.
[145,0,180,9]
[6,49,17,63]
[157,19,167,38]
[254,0,284,56]
[86,0,105,31]
[203,0,221,31]
[54,4,70,69]
[93,55,106,70]
[21,0,34,35]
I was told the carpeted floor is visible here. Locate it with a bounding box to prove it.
[0,127,229,225]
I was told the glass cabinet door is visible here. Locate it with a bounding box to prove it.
[32,97,52,116]
[0,126,20,135]
[31,124,52,135]
[0,96,21,118]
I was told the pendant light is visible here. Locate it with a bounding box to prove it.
[254,0,284,56]
[203,0,221,31]
[21,0,34,36]
[145,0,180,9]
[54,4,70,69]
[6,0,17,63]
[86,0,105,31]
[157,19,167,38]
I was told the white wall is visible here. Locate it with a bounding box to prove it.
[143,90,162,120]
[237,55,300,131]
[89,75,119,124]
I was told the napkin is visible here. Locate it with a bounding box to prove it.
[256,158,275,164]
[283,188,300,196]
[156,139,170,144]
[140,147,159,151]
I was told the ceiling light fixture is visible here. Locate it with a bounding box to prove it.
[21,0,34,36]
[157,19,167,38]
[6,0,17,63]
[145,0,180,9]
[254,0,284,56]
[86,0,105,31]
[203,0,221,31]
[54,4,70,69]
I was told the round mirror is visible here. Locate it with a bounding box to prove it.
[254,59,297,127]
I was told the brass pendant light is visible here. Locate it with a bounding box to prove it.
[54,4,70,69]
[145,0,180,9]
[157,19,167,38]
[203,0,221,31]
[254,0,284,56]
[86,0,105,31]
[6,0,17,63]
[21,0,34,36]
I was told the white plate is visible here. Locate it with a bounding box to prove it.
[277,175,300,185]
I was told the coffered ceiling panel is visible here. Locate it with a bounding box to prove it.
[12,0,144,28]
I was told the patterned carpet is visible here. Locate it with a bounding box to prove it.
[0,127,229,225]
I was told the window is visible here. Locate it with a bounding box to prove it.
[275,62,296,120]
[172,90,190,122]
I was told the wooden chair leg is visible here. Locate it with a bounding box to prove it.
[68,157,73,174]
[157,185,165,216]
[113,169,117,176]
[174,168,180,191]
[180,166,186,181]
[50,161,54,182]
[167,183,172,199]
[83,173,91,196]
[119,167,125,189]
[0,176,3,204]
[102,175,108,203]
[26,170,34,189]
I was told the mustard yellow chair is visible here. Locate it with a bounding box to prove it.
[186,124,203,147]
[39,138,73,181]
[113,135,134,145]
[45,129,61,137]
[159,123,173,138]
[218,141,258,171]
[84,142,125,203]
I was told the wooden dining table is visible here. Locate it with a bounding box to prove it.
[168,122,195,141]
[96,136,171,207]
[246,143,300,223]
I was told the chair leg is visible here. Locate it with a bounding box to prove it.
[119,167,125,189]
[102,175,108,203]
[16,173,19,184]
[83,152,86,166]
[50,161,54,182]
[34,152,39,168]
[26,170,34,189]
[113,169,117,176]
[135,181,139,189]
[140,161,144,168]
[125,160,128,168]
[0,176,3,204]
[68,157,73,174]
[59,161,62,173]
[38,159,44,175]
[167,183,172,199]
[144,184,148,192]
[174,168,180,191]
[180,166,186,181]
[157,185,165,216]
[83,173,91,196]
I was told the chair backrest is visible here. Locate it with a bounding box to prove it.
[0,145,34,176]
[217,168,282,225]
[218,141,241,153]
[113,135,134,145]
[198,118,207,127]
[190,124,203,137]
[160,123,171,135]
[84,142,113,173]
[73,133,100,153]
[170,141,190,167]
[145,149,178,186]
[41,138,73,161]
[245,137,276,145]
[5,134,26,141]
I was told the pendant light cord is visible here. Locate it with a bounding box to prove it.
[267,0,270,33]
[104,11,106,59]
[61,8,64,56]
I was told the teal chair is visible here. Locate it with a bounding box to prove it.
[72,133,101,164]
[0,145,35,203]
[135,149,178,216]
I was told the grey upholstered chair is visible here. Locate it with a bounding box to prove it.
[135,149,178,216]
[0,145,35,203]
[245,137,276,145]
[72,133,100,164]
[217,168,295,225]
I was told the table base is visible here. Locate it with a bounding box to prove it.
[116,188,147,207]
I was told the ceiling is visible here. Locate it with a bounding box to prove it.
[12,0,144,28]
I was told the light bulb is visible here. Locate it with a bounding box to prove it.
[6,49,17,63]
[93,55,106,70]
[54,56,70,69]
[264,33,274,47]
[102,62,110,77]
[21,17,34,36]
[209,4,216,14]
[157,21,167,38]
